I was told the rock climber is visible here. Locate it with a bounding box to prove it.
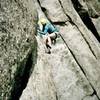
[38,18,59,54]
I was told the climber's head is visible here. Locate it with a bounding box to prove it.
[39,18,47,25]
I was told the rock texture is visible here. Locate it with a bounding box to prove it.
[38,0,68,22]
[20,0,100,100]
[20,35,99,100]
[70,0,100,37]
[0,0,37,99]
[83,0,100,36]
[0,0,100,100]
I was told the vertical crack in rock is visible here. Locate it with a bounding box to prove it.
[58,0,75,25]
[58,0,99,59]
[73,23,97,59]
[58,0,67,16]
[58,22,97,59]
[36,0,46,15]
[56,93,58,100]
[58,0,98,59]
[68,46,100,100]
[37,0,41,5]
[36,0,47,18]
[24,0,99,99]
[9,51,35,100]
[71,0,100,42]
[41,7,47,17]
[59,34,100,100]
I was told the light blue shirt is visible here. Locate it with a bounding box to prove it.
[42,23,58,35]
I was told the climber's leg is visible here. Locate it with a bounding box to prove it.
[42,35,51,54]
[48,32,58,44]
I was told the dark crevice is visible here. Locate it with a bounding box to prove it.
[41,7,46,12]
[56,93,58,100]
[82,85,100,100]
[82,92,98,100]
[37,0,48,20]
[37,0,47,17]
[78,10,100,42]
[53,22,66,26]
[59,34,100,100]
[91,14,99,18]
[70,0,82,10]
[9,51,35,100]
[37,0,41,6]
[58,0,66,14]
[71,0,100,42]
[90,90,98,97]
[66,15,76,26]
[41,6,48,18]
[58,0,77,25]
[58,0,69,19]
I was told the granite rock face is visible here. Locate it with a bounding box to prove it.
[20,0,100,100]
[0,0,37,99]
[1,0,100,100]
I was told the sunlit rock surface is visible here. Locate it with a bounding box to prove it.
[20,0,100,100]
[0,0,100,100]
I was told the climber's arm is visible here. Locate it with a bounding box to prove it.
[37,30,46,35]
